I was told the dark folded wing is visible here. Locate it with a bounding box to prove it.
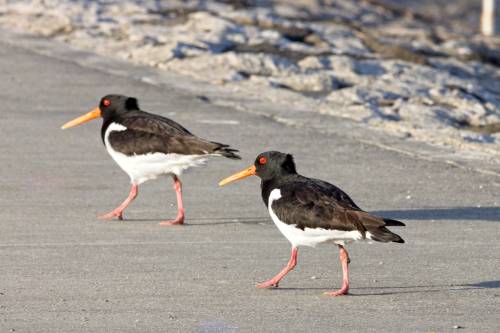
[271,182,389,235]
[309,178,361,210]
[121,112,194,136]
[108,128,228,156]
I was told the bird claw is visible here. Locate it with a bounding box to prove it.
[256,280,279,289]
[323,288,349,296]
[159,217,184,226]
[98,211,123,220]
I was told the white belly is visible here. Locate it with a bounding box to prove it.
[104,123,208,184]
[268,189,371,247]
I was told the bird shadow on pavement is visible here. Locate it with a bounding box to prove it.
[124,217,271,226]
[372,206,500,222]
[461,280,500,288]
[275,281,500,296]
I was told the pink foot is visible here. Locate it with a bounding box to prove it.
[257,247,298,289]
[256,280,279,289]
[98,184,138,221]
[324,287,349,296]
[324,245,350,296]
[98,210,123,221]
[159,215,184,226]
[159,176,185,227]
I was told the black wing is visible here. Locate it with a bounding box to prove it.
[121,112,193,136]
[271,181,404,242]
[108,113,240,158]
[307,177,361,210]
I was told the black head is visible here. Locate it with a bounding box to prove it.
[99,94,140,122]
[61,94,140,130]
[219,151,297,186]
[253,151,297,181]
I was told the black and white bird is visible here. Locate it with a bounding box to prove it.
[219,151,404,296]
[62,94,240,226]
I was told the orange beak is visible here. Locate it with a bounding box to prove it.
[61,107,102,129]
[219,165,256,186]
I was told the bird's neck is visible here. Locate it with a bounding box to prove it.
[100,117,116,144]
[260,174,298,206]
[260,179,275,207]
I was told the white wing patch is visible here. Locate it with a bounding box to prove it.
[268,188,366,247]
[104,122,208,184]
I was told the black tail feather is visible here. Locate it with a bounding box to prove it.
[369,227,405,243]
[212,143,241,160]
[383,218,405,227]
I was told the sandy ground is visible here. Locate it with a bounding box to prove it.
[0,27,499,332]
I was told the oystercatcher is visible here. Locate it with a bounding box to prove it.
[219,151,404,296]
[62,94,240,226]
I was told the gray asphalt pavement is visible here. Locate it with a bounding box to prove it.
[0,36,499,333]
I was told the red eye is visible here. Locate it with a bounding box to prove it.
[103,99,111,107]
[259,157,267,165]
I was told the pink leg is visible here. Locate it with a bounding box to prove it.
[98,184,138,221]
[159,175,185,226]
[257,247,298,288]
[324,245,350,296]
